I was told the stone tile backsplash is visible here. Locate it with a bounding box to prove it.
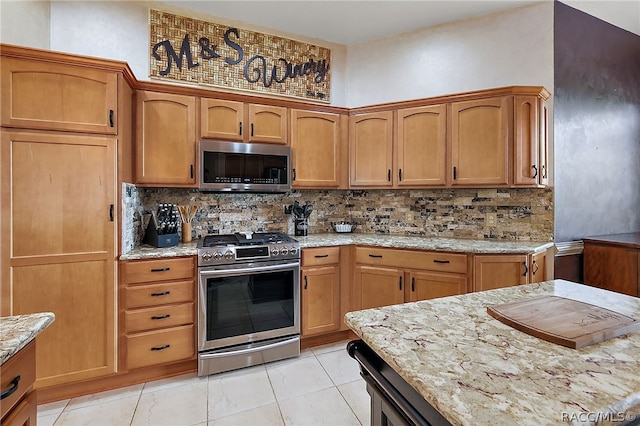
[122,187,553,251]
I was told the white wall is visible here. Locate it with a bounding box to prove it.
[0,0,50,49]
[344,2,554,107]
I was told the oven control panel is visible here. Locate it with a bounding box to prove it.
[199,243,300,266]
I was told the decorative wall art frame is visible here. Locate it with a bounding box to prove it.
[149,9,331,103]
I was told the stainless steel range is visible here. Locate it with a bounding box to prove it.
[197,232,300,376]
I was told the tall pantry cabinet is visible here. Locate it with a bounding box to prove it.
[1,46,132,389]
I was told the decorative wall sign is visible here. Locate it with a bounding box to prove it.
[149,10,331,103]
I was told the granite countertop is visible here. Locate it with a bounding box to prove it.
[1,312,55,365]
[120,233,553,260]
[345,279,640,426]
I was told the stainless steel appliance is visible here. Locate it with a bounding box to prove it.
[197,232,300,376]
[199,140,291,192]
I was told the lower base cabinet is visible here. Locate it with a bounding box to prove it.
[473,251,548,292]
[1,341,37,426]
[353,247,468,310]
[120,257,197,370]
[583,236,639,297]
[408,270,467,302]
[301,247,341,336]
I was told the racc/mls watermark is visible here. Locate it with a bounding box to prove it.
[561,411,637,423]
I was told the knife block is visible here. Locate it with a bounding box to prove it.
[143,220,179,248]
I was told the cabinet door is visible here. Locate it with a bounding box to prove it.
[290,110,341,188]
[538,97,549,186]
[407,271,467,302]
[301,266,341,336]
[451,96,510,186]
[529,251,547,283]
[1,130,116,387]
[1,390,37,426]
[584,244,638,297]
[136,91,196,186]
[513,95,540,186]
[200,98,244,141]
[1,57,117,134]
[396,105,447,186]
[248,104,287,144]
[349,112,393,187]
[354,265,404,310]
[473,254,528,292]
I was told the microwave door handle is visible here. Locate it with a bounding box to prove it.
[199,262,298,278]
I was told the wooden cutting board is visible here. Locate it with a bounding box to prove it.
[487,295,640,349]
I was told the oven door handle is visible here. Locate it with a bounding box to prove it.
[201,336,299,358]
[199,261,299,278]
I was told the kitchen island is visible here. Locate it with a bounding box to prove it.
[345,280,640,426]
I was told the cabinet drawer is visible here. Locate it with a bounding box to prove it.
[126,325,195,370]
[124,280,194,309]
[355,247,467,273]
[0,341,36,419]
[122,257,195,284]
[302,247,340,266]
[125,303,194,333]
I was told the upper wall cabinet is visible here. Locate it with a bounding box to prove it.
[396,105,447,187]
[450,96,510,187]
[349,111,394,187]
[290,109,344,188]
[135,91,197,187]
[200,99,287,144]
[1,57,117,134]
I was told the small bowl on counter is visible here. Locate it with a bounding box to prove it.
[331,221,356,233]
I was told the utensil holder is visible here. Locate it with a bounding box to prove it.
[181,222,192,243]
[294,218,308,236]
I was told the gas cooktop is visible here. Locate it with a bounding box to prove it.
[198,232,300,266]
[201,232,297,248]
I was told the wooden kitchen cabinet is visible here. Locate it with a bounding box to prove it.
[450,96,510,187]
[120,257,196,370]
[290,109,344,188]
[135,91,197,186]
[349,111,394,187]
[513,95,547,186]
[0,341,36,425]
[200,98,287,144]
[1,130,117,388]
[1,56,117,134]
[407,270,467,302]
[538,97,550,186]
[355,265,405,310]
[301,247,341,336]
[396,105,447,187]
[583,233,640,297]
[353,247,468,309]
[473,254,530,291]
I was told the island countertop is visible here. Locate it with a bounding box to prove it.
[344,280,640,426]
[120,234,553,260]
[1,312,55,365]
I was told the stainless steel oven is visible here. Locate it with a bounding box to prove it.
[197,232,300,376]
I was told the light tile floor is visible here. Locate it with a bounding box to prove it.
[37,341,370,426]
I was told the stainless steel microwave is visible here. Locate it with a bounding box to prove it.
[198,140,291,192]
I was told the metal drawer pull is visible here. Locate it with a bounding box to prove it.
[523,261,529,277]
[151,314,170,320]
[368,254,383,258]
[150,291,170,297]
[0,375,20,400]
[532,261,539,275]
[411,277,415,292]
[314,254,329,258]
[150,267,170,272]
[399,276,403,290]
[433,259,450,264]
[151,344,170,351]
